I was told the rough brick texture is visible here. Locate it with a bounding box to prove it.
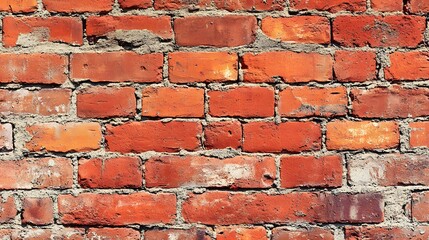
[1,0,428,238]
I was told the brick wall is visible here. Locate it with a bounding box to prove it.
[0,0,428,239]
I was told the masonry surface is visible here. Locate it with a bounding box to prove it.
[0,0,429,239]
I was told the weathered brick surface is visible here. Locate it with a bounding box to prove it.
[1,0,427,237]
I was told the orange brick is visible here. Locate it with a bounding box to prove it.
[0,54,68,84]
[0,89,71,116]
[169,52,238,83]
[106,121,202,153]
[58,193,176,225]
[290,0,366,12]
[351,86,429,118]
[333,15,425,47]
[327,121,399,150]
[262,16,330,44]
[155,0,284,10]
[279,86,348,117]
[242,52,333,83]
[243,122,321,153]
[272,227,334,240]
[410,122,429,148]
[3,17,83,47]
[182,192,383,224]
[26,123,102,153]
[385,51,429,81]
[43,0,113,12]
[334,51,377,82]
[119,0,152,9]
[174,16,256,47]
[209,87,275,117]
[77,87,136,118]
[78,157,142,189]
[216,227,268,240]
[204,121,242,149]
[87,16,172,39]
[142,87,204,117]
[281,155,343,188]
[0,158,73,190]
[71,52,163,83]
[371,0,402,11]
[145,156,275,188]
[0,0,37,12]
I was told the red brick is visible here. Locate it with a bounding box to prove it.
[0,54,67,84]
[0,197,16,223]
[169,52,238,83]
[0,229,84,240]
[333,15,425,47]
[58,193,176,225]
[71,52,163,83]
[351,86,429,118]
[410,122,429,148]
[412,192,429,222]
[174,16,256,47]
[281,155,342,188]
[119,0,152,9]
[272,227,334,240]
[0,124,13,151]
[142,87,204,117]
[348,154,429,186]
[212,0,284,10]
[242,52,333,83]
[0,229,51,240]
[87,228,140,239]
[408,0,429,13]
[0,0,37,12]
[145,156,275,188]
[326,121,399,150]
[204,121,242,149]
[243,122,321,153]
[43,0,113,12]
[145,229,211,240]
[385,51,429,81]
[26,122,102,153]
[155,0,284,10]
[346,226,429,240]
[371,0,402,11]
[334,51,377,82]
[182,192,383,224]
[106,121,202,153]
[279,86,347,117]
[216,227,267,240]
[77,87,136,118]
[262,16,330,44]
[209,87,275,117]
[0,89,71,116]
[0,158,72,190]
[22,198,53,225]
[290,0,366,12]
[79,157,142,189]
[87,16,172,39]
[3,17,83,47]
